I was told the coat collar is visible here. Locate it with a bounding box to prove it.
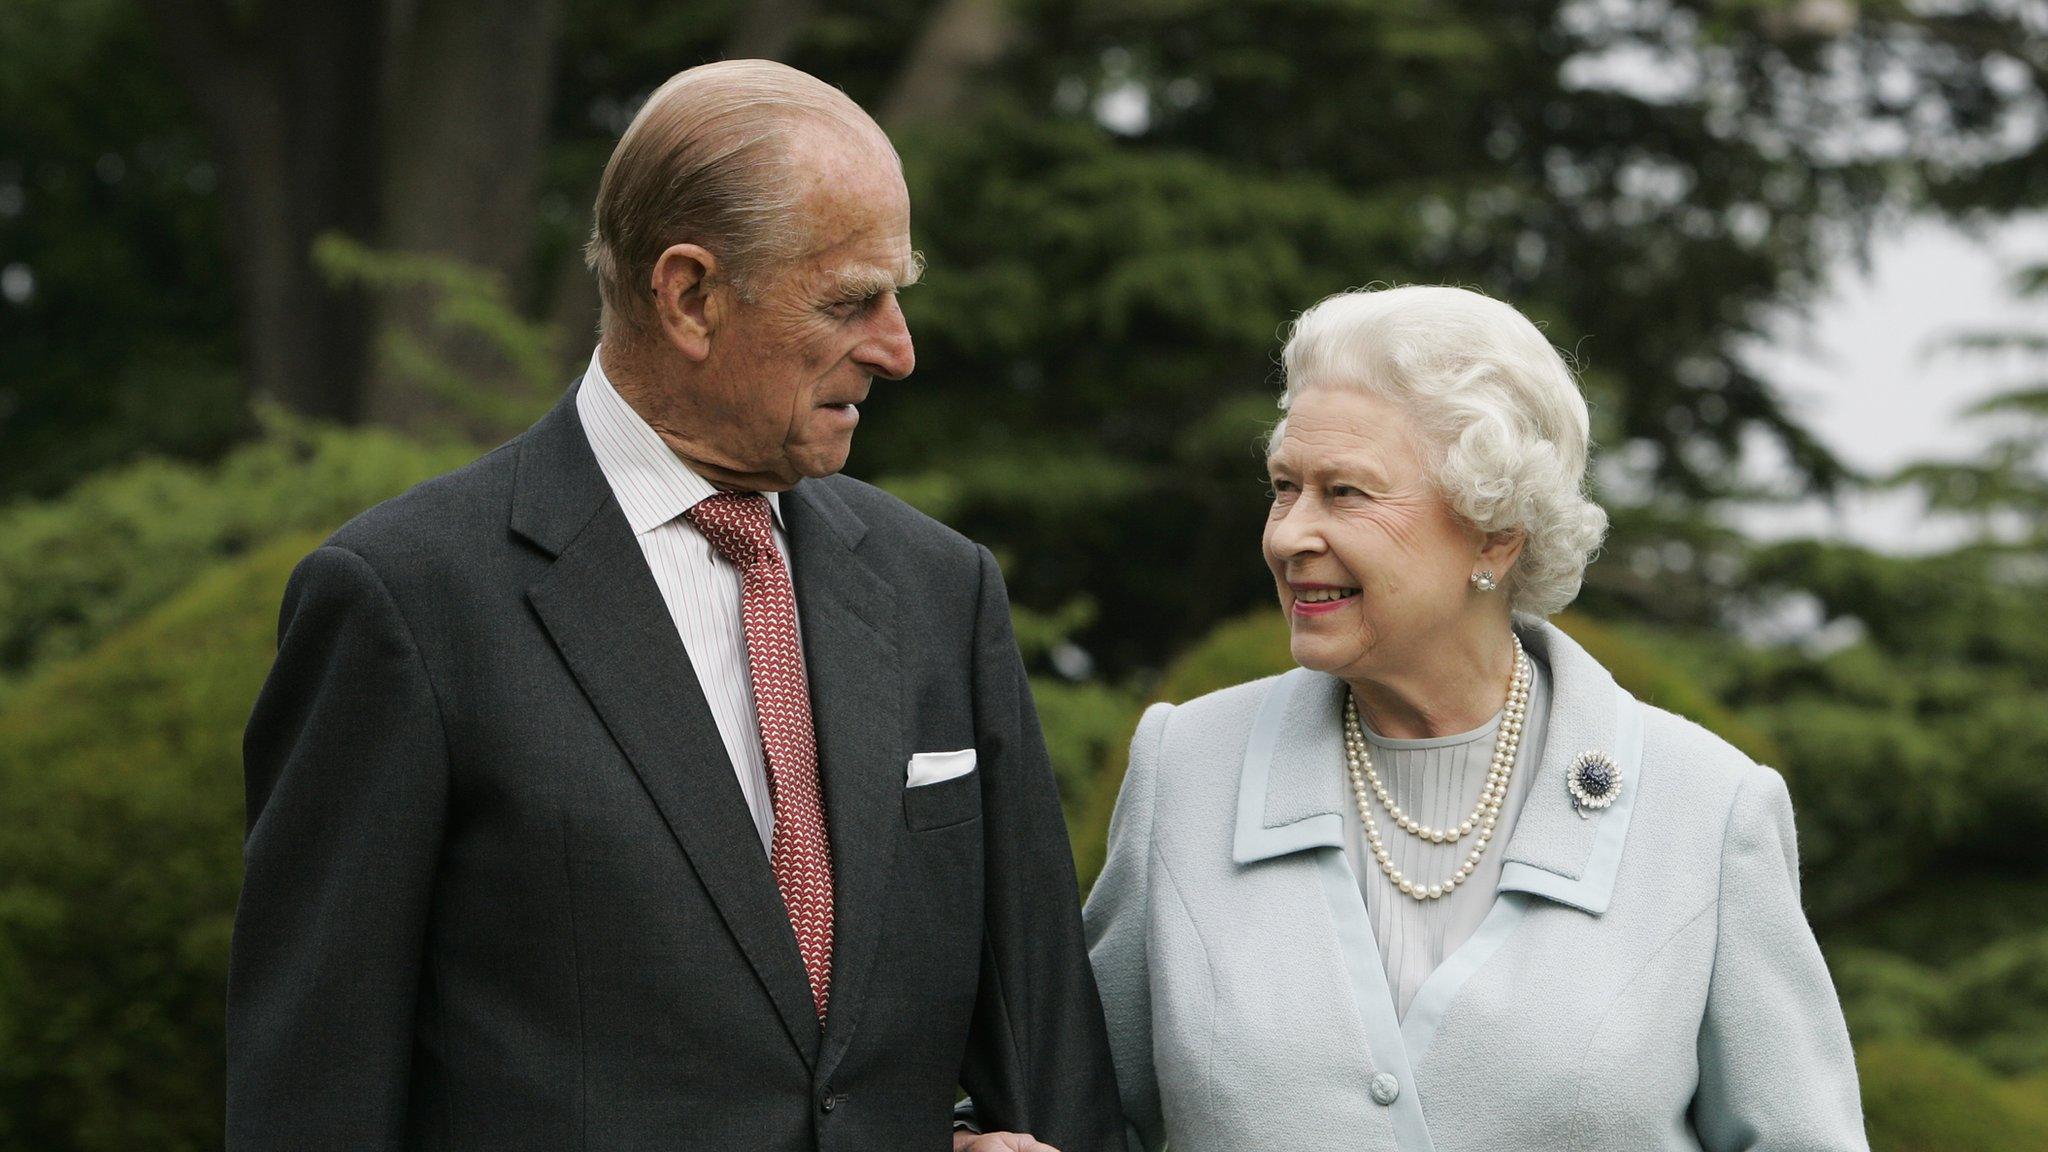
[509,384,611,559]
[1231,617,1642,916]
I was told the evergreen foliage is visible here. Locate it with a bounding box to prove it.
[0,534,317,1152]
[0,420,475,704]
[0,0,243,497]
[311,234,565,440]
[1857,1041,2048,1152]
[1895,258,2048,542]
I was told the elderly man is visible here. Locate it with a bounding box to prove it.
[228,61,1122,1152]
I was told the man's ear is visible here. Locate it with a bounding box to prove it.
[651,243,722,362]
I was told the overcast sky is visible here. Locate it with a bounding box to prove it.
[1731,212,2048,552]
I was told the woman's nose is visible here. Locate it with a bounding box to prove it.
[1266,499,1327,558]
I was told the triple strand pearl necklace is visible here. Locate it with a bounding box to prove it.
[1342,633,1532,903]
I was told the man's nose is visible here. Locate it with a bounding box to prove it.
[858,296,916,381]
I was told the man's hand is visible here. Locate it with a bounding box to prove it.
[953,1131,1060,1152]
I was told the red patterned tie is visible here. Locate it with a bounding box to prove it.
[684,492,835,1021]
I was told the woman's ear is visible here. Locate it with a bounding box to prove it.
[1477,528,1527,584]
[650,243,721,362]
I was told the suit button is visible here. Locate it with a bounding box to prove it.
[1369,1072,1400,1105]
[820,1090,836,1113]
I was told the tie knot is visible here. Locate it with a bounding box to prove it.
[684,491,777,569]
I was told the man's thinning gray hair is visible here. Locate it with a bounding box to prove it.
[586,60,891,334]
[1273,285,1610,617]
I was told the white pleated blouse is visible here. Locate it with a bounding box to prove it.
[1337,657,1553,1019]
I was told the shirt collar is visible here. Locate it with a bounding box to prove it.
[576,347,785,537]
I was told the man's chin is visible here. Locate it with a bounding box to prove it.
[789,439,855,481]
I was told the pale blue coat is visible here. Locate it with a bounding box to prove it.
[1084,619,1869,1151]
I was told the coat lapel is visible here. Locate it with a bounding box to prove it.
[782,479,904,1079]
[513,388,823,1068]
[1231,668,1349,864]
[1227,618,1644,906]
[1224,625,1650,1149]
[1399,619,1646,1071]
[1230,667,1437,1151]
[1496,618,1643,916]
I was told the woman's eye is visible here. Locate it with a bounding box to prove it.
[1267,479,1296,497]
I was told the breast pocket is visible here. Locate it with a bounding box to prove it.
[903,767,981,831]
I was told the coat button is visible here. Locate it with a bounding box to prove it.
[1369,1072,1400,1105]
[820,1090,836,1113]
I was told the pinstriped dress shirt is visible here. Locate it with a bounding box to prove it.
[576,349,793,854]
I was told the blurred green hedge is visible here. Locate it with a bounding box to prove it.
[0,419,474,705]
[1859,1041,2048,1152]
[0,533,317,1152]
[1833,933,2048,1077]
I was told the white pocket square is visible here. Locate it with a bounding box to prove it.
[906,749,977,788]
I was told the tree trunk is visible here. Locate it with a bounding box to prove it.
[544,219,604,381]
[366,0,566,433]
[723,0,819,62]
[140,0,389,421]
[878,0,1020,131]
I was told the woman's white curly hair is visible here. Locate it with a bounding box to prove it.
[1272,284,1609,617]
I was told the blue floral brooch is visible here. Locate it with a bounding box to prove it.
[1567,750,1623,818]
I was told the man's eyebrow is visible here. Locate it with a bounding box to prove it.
[831,252,926,297]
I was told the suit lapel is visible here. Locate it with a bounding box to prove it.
[513,389,822,1068]
[783,479,905,1078]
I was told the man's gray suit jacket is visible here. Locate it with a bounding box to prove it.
[227,387,1124,1151]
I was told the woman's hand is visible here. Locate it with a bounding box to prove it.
[953,1131,1060,1152]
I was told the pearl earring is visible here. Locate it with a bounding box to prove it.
[1471,570,1497,593]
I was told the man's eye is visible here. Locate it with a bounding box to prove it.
[826,295,881,320]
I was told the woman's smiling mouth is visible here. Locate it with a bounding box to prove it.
[1291,583,1360,616]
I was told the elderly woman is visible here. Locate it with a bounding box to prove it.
[1083,286,1867,1151]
